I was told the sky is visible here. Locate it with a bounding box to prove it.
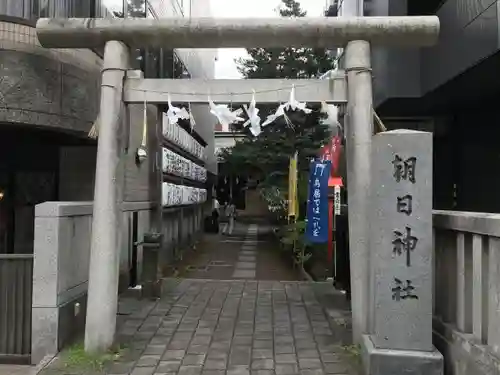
[103,0,329,78]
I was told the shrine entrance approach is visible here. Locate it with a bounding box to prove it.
[34,15,440,355]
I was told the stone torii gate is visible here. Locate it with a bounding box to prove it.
[35,15,440,364]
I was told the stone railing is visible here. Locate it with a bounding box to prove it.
[433,210,500,375]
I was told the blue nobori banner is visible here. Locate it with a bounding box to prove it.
[305,160,331,243]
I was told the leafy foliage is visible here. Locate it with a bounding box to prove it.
[113,0,146,18]
[220,0,334,220]
[235,0,333,79]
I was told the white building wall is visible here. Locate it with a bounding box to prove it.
[148,0,215,79]
[147,0,218,174]
[335,0,366,67]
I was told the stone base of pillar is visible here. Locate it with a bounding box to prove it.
[141,244,161,299]
[361,334,443,375]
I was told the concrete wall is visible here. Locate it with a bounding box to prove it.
[31,201,154,364]
[59,146,97,201]
[371,0,500,108]
[368,0,421,107]
[421,0,500,95]
[161,205,204,267]
[0,19,101,134]
[124,103,161,204]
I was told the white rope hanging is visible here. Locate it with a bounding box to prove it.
[136,92,148,163]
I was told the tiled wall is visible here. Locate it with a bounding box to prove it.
[0,20,102,133]
[0,21,102,71]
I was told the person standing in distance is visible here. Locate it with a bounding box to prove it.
[222,199,236,235]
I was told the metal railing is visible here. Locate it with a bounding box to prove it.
[0,254,33,364]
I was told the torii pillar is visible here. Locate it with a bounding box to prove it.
[35,16,440,354]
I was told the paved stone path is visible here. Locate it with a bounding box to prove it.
[178,223,298,281]
[0,365,36,375]
[37,221,358,375]
[111,279,356,375]
[40,279,358,375]
[232,225,258,279]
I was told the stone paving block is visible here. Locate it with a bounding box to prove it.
[297,350,320,359]
[319,353,342,363]
[207,349,229,360]
[229,346,252,365]
[233,336,252,345]
[252,349,273,359]
[253,340,273,349]
[228,365,251,375]
[188,344,210,354]
[131,367,156,375]
[300,369,325,375]
[251,359,275,370]
[295,340,316,350]
[137,355,162,367]
[183,354,206,365]
[298,359,322,369]
[157,360,182,372]
[254,333,273,341]
[162,349,186,360]
[107,361,136,373]
[239,256,256,262]
[275,336,294,344]
[235,328,253,336]
[169,341,190,350]
[323,363,349,374]
[144,344,168,355]
[121,348,145,361]
[192,335,212,344]
[275,354,297,364]
[178,365,203,375]
[202,371,225,375]
[204,358,228,370]
[275,363,300,375]
[240,251,256,256]
[236,262,256,269]
[275,345,295,354]
[233,270,256,278]
[210,341,231,351]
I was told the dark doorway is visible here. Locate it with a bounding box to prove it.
[0,125,93,254]
[130,211,139,287]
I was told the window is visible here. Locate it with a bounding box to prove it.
[407,0,445,15]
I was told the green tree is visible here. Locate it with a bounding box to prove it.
[236,0,333,79]
[220,0,334,217]
[113,0,146,18]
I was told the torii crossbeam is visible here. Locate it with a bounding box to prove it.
[36,16,439,49]
[124,74,347,104]
[34,16,440,355]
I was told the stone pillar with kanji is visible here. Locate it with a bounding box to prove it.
[361,130,443,375]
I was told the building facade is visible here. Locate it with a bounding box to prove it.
[0,0,217,364]
[333,0,500,213]
[0,0,217,255]
[0,1,111,255]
